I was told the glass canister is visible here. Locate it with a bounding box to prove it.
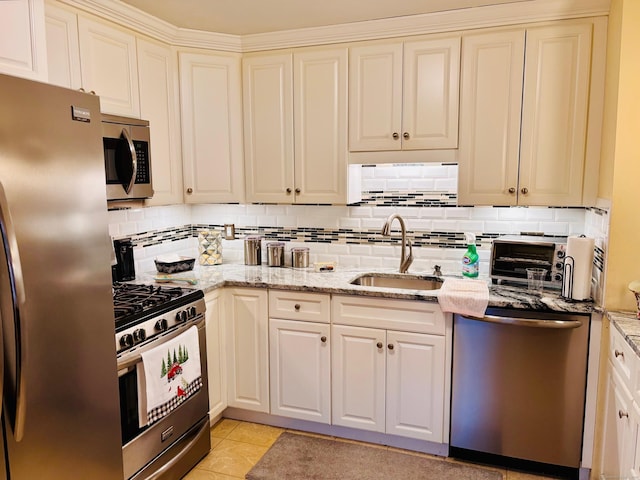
[198,229,222,265]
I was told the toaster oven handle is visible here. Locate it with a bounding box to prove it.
[120,128,138,194]
[0,182,28,442]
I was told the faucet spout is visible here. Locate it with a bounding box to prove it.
[381,213,413,274]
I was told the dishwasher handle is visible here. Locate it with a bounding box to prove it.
[467,313,582,329]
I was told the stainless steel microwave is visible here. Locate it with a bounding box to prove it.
[490,234,567,289]
[102,114,153,201]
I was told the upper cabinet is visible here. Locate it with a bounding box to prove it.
[458,20,603,206]
[243,47,360,205]
[45,2,81,89]
[348,36,460,152]
[179,51,245,204]
[0,0,48,81]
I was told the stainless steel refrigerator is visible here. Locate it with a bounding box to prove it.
[0,73,123,479]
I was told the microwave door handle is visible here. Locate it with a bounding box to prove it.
[0,182,28,442]
[120,128,138,194]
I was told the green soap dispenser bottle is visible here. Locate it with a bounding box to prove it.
[462,233,479,278]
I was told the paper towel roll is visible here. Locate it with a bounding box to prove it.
[563,236,595,300]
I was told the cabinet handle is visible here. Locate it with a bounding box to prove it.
[294,304,300,311]
[521,187,529,194]
[392,132,399,140]
[186,188,193,194]
[615,349,624,359]
[295,188,301,194]
[286,188,292,194]
[321,336,327,343]
[403,132,410,140]
[388,343,394,350]
[377,342,383,349]
[619,410,629,419]
[508,187,516,194]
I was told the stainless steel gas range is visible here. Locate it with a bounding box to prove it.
[114,283,210,480]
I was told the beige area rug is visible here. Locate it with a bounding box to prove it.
[245,431,503,480]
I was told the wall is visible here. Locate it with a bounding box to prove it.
[108,164,608,303]
[602,0,640,311]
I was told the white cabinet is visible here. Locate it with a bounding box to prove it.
[179,51,245,204]
[77,15,140,117]
[225,288,269,413]
[348,36,460,152]
[458,21,595,206]
[44,2,81,88]
[137,38,183,206]
[268,291,331,423]
[243,47,359,204]
[0,0,47,81]
[331,295,448,443]
[204,289,227,419]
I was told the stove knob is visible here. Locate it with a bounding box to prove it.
[188,306,197,318]
[155,319,169,332]
[119,334,134,348]
[176,310,187,322]
[133,329,147,343]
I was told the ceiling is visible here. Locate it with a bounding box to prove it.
[118,0,534,36]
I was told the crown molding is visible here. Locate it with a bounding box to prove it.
[53,0,609,53]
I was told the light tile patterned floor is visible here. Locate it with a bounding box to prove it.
[183,419,561,480]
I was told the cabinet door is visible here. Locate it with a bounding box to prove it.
[518,23,592,206]
[225,288,269,413]
[293,47,348,204]
[269,319,330,423]
[332,324,386,432]
[45,2,81,89]
[0,0,47,81]
[402,37,460,150]
[180,51,244,203]
[205,290,227,418]
[457,29,525,206]
[386,331,445,442]
[77,16,140,117]
[137,39,183,206]
[349,42,403,151]
[243,53,294,203]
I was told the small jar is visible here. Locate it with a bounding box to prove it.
[291,247,310,268]
[198,230,222,265]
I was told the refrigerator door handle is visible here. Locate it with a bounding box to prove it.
[120,128,138,194]
[0,182,28,442]
[467,313,582,329]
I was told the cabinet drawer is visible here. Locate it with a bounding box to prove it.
[332,295,445,335]
[610,325,636,388]
[269,290,330,323]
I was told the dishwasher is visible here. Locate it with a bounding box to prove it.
[449,307,590,479]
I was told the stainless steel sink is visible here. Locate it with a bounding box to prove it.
[349,273,443,290]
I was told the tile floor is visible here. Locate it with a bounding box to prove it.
[183,419,562,480]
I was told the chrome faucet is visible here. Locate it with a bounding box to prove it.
[381,213,413,274]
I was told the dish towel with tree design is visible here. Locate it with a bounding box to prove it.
[137,325,202,427]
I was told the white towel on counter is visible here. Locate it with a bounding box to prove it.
[437,278,489,318]
[137,325,202,427]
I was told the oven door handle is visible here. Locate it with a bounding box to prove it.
[117,317,205,373]
[120,127,138,194]
[466,313,582,329]
[146,421,207,480]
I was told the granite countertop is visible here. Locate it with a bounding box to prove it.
[608,310,640,356]
[140,262,597,315]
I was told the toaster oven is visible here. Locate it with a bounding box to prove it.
[490,235,567,288]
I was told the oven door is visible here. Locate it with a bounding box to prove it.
[117,317,209,480]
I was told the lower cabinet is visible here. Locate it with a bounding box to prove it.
[204,289,227,419]
[332,324,445,442]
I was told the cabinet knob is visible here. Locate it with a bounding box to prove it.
[321,336,327,343]
[377,342,383,349]
[615,349,624,359]
[295,188,301,194]
[520,187,529,194]
[388,343,394,350]
[392,132,400,140]
[619,410,629,419]
[508,187,516,194]
[286,188,292,194]
[403,132,410,140]
[186,188,193,194]
[294,304,301,311]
